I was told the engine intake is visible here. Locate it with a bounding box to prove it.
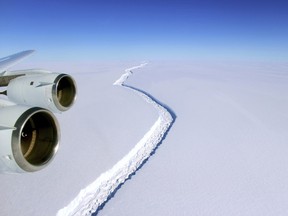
[52,74,77,111]
[0,106,60,173]
[6,73,77,113]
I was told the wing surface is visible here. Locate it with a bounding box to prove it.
[0,50,35,73]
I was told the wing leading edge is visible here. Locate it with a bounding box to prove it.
[0,50,35,73]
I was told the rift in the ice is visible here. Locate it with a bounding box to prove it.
[93,84,176,216]
[57,64,176,216]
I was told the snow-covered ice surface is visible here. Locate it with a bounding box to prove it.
[0,60,288,216]
[97,61,288,216]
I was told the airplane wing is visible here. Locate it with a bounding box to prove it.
[0,50,35,74]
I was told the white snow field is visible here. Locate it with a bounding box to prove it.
[0,60,288,216]
[97,61,288,216]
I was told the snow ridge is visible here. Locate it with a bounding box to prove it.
[57,64,174,216]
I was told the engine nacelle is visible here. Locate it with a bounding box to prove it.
[6,73,77,113]
[0,105,60,173]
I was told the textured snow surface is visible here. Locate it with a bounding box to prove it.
[1,61,288,216]
[57,64,174,215]
[98,61,288,216]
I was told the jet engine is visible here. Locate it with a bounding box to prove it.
[0,50,76,174]
[0,105,59,173]
[6,73,77,113]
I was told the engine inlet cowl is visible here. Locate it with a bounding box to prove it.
[0,106,60,173]
[6,73,77,113]
[13,107,60,172]
[52,74,77,112]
